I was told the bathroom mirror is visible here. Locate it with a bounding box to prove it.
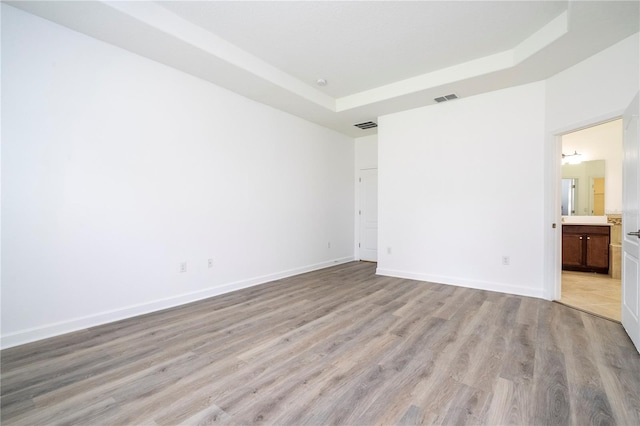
[561,178,577,215]
[561,160,605,216]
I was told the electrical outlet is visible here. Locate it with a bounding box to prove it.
[208,258,213,268]
[502,256,510,266]
[179,262,187,273]
[328,242,331,249]
[387,247,392,255]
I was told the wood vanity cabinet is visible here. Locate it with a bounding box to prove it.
[562,224,610,274]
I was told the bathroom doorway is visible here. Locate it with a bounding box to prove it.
[559,119,623,321]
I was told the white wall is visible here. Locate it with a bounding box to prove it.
[376,33,639,301]
[1,5,354,348]
[355,135,378,170]
[545,34,639,134]
[378,82,547,298]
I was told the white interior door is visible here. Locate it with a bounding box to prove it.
[622,92,640,353]
[359,168,378,261]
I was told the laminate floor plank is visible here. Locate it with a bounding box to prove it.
[439,381,491,425]
[460,324,510,393]
[30,343,223,409]
[396,404,424,426]
[7,352,199,425]
[2,261,640,425]
[562,312,617,426]
[226,313,403,424]
[266,324,402,425]
[483,377,533,425]
[499,322,536,385]
[313,317,446,426]
[515,295,543,326]
[532,347,571,425]
[176,403,232,426]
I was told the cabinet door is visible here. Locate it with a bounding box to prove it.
[562,234,584,267]
[586,234,609,269]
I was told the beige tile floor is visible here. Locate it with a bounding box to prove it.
[561,271,621,321]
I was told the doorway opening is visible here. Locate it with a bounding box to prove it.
[559,118,623,321]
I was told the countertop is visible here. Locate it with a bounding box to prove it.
[562,222,612,226]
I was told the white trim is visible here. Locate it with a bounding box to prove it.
[550,134,563,301]
[376,267,545,299]
[0,257,355,349]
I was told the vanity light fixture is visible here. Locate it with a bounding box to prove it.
[562,150,582,165]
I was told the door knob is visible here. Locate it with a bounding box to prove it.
[628,230,640,238]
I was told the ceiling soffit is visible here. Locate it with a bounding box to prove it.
[5,1,639,137]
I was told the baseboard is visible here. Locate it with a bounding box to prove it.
[375,267,545,299]
[1,256,355,349]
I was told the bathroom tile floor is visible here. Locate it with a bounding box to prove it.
[561,271,621,321]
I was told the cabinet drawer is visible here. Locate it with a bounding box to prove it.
[562,225,610,235]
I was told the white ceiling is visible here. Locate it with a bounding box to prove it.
[7,1,640,137]
[157,1,567,98]
[562,119,623,163]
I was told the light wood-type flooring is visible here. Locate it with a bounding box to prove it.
[2,261,640,425]
[561,271,622,321]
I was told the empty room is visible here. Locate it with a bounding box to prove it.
[2,1,640,425]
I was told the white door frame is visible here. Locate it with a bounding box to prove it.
[546,111,625,301]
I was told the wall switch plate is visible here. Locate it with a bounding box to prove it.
[208,258,213,268]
